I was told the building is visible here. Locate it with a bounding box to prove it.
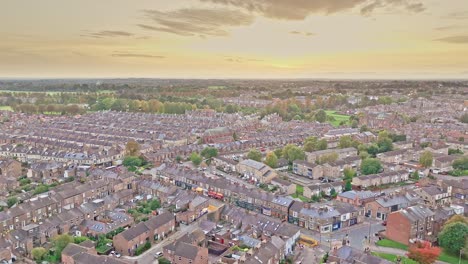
[336,191,379,207]
[163,241,209,264]
[365,195,411,220]
[292,160,323,179]
[413,185,451,208]
[386,205,435,245]
[236,159,277,184]
[0,158,22,178]
[113,212,175,256]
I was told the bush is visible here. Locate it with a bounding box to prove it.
[135,241,151,256]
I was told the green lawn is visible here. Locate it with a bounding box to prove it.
[291,193,310,202]
[372,252,417,264]
[325,110,351,127]
[296,185,304,195]
[439,250,464,264]
[0,106,12,111]
[376,239,409,251]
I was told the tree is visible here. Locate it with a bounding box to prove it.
[315,109,327,123]
[317,139,328,150]
[175,156,182,163]
[283,144,305,163]
[338,136,354,149]
[330,188,337,198]
[265,152,278,168]
[453,156,468,170]
[123,156,143,167]
[343,168,357,181]
[360,158,382,175]
[31,247,47,261]
[344,181,352,191]
[317,152,338,164]
[53,234,74,257]
[201,147,218,159]
[460,113,468,123]
[360,125,368,133]
[190,152,202,166]
[303,136,318,152]
[444,215,468,226]
[438,221,468,255]
[7,197,17,208]
[125,140,140,156]
[158,257,172,264]
[407,241,441,264]
[419,150,433,168]
[247,149,263,162]
[274,148,283,158]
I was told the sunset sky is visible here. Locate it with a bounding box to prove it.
[1,0,468,79]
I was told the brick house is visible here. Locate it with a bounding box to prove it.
[336,190,379,207]
[292,160,323,179]
[365,195,411,220]
[113,212,175,256]
[386,205,435,245]
[413,185,451,208]
[236,159,277,184]
[0,158,22,178]
[163,241,209,264]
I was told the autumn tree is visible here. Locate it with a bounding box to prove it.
[419,150,433,168]
[444,214,468,226]
[125,140,140,156]
[247,149,263,162]
[264,152,278,168]
[407,241,441,264]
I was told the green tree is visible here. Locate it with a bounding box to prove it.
[31,247,47,261]
[344,181,352,191]
[247,149,263,162]
[53,234,73,257]
[317,152,338,164]
[419,150,433,168]
[123,156,143,167]
[265,152,278,168]
[201,147,218,159]
[453,156,468,170]
[33,184,49,195]
[283,144,305,163]
[330,188,337,198]
[360,125,368,133]
[315,109,327,123]
[175,156,182,163]
[338,136,354,148]
[303,136,318,152]
[317,139,328,150]
[460,113,468,123]
[438,222,468,255]
[190,152,202,166]
[343,168,357,181]
[7,197,18,208]
[274,148,283,158]
[158,257,172,264]
[361,158,382,175]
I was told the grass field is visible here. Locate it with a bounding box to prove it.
[0,106,13,111]
[325,110,351,127]
[376,239,409,250]
[296,185,304,195]
[371,252,417,264]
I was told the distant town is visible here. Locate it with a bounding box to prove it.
[0,79,467,264]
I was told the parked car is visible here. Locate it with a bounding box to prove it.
[154,252,163,258]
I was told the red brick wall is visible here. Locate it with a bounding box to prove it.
[386,212,411,245]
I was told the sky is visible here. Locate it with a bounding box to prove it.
[1,0,468,79]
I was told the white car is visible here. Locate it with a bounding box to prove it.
[154,252,163,258]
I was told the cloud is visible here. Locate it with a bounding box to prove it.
[224,56,263,63]
[84,30,134,38]
[139,8,254,37]
[289,31,315,36]
[435,35,468,44]
[434,25,464,31]
[443,11,468,20]
[201,0,425,20]
[111,53,165,58]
